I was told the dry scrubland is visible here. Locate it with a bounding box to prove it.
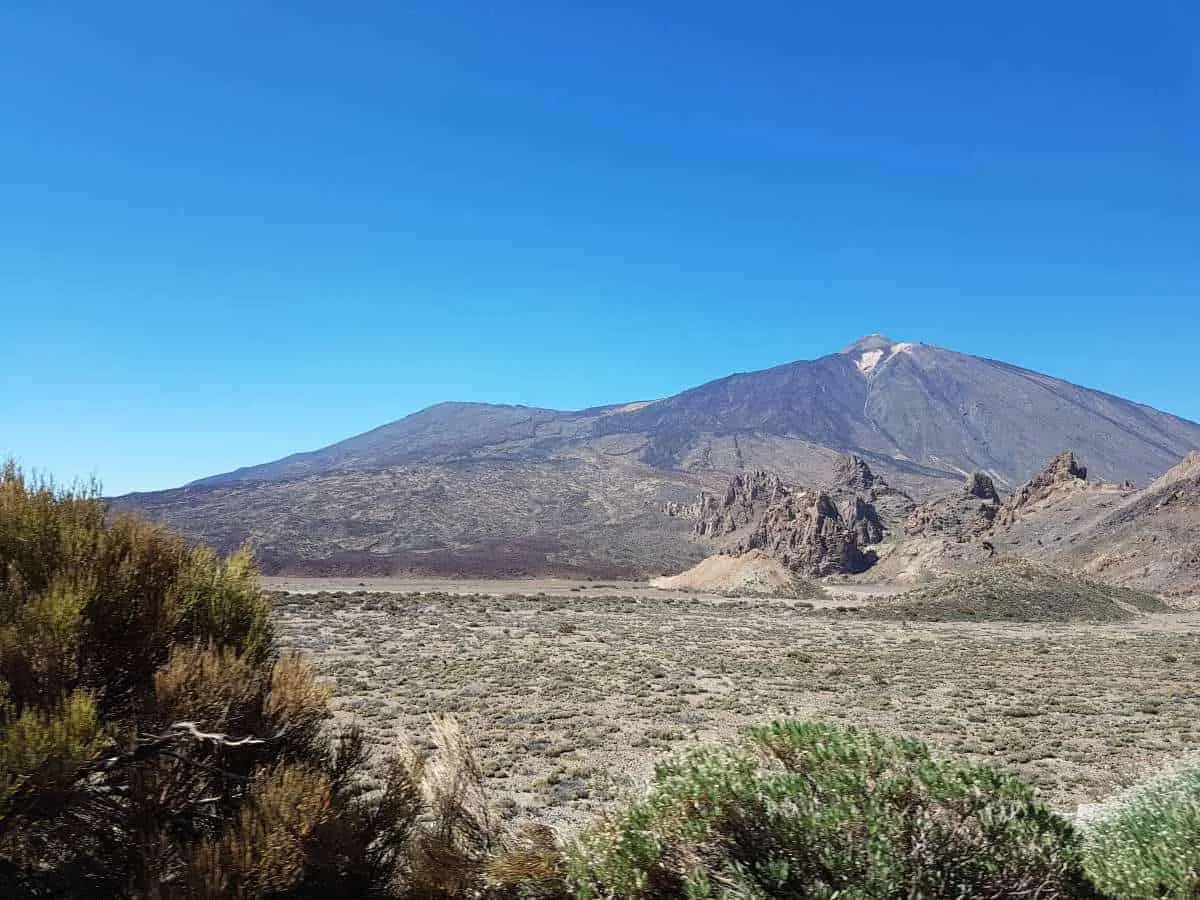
[273,587,1200,828]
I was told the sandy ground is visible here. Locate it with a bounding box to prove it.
[262,574,893,607]
[650,551,801,593]
[263,575,669,598]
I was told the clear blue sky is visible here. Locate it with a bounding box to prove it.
[3,1,1198,495]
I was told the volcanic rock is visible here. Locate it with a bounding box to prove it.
[995,452,1090,526]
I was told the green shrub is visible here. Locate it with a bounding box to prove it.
[569,721,1100,899]
[1081,764,1200,898]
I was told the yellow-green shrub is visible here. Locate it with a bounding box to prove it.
[0,464,416,896]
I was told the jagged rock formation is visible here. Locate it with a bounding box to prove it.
[844,496,886,546]
[966,472,999,501]
[995,452,1090,526]
[906,471,1002,542]
[832,454,878,493]
[825,454,915,534]
[726,489,872,577]
[684,456,906,578]
[693,471,791,538]
[668,449,1200,603]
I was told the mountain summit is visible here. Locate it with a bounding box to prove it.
[840,333,912,376]
[118,335,1200,577]
[841,332,900,354]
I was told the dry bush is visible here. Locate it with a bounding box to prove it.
[0,465,413,896]
[405,715,498,897]
[187,764,334,898]
[0,462,548,898]
[153,644,262,726]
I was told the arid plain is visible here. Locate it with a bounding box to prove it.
[270,578,1200,830]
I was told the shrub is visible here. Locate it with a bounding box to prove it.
[1080,764,1200,898]
[0,464,514,898]
[568,721,1101,899]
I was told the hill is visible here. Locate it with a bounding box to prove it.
[863,557,1168,622]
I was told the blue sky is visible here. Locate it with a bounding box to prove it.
[2,1,1198,495]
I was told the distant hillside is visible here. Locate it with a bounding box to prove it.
[1056,451,1200,604]
[849,450,1200,604]
[863,558,1167,622]
[116,335,1200,576]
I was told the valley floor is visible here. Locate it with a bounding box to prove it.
[272,585,1200,830]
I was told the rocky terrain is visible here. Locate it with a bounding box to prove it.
[665,455,913,579]
[1056,451,1200,604]
[121,456,716,578]
[904,470,1001,543]
[662,448,1200,604]
[115,335,1200,577]
[903,450,1200,604]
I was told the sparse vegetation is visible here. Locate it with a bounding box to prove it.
[275,586,1200,823]
[863,557,1168,622]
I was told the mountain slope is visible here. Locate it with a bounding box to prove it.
[116,335,1200,576]
[596,336,1199,486]
[1057,452,1200,603]
[128,456,715,577]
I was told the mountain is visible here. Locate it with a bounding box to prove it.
[115,335,1200,577]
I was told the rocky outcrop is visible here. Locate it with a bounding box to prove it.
[690,471,790,537]
[1068,450,1200,603]
[845,496,886,546]
[674,447,1200,600]
[690,459,897,577]
[966,471,999,501]
[907,456,1090,545]
[905,471,1001,541]
[725,489,872,577]
[662,499,702,520]
[825,455,916,531]
[832,454,878,493]
[995,452,1089,526]
[1152,450,1200,489]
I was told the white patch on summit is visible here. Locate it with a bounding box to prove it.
[842,335,918,377]
[842,334,907,377]
[608,400,652,414]
[856,349,885,375]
